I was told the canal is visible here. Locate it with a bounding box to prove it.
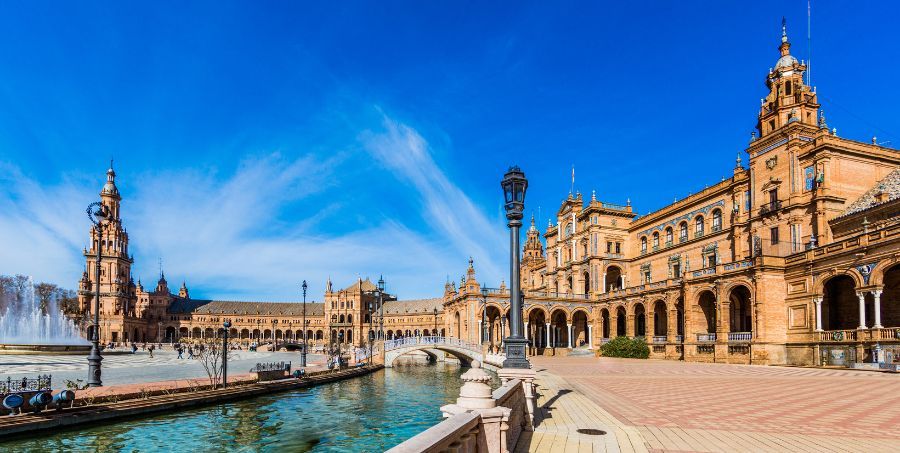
[2,362,480,452]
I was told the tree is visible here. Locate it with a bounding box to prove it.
[196,340,231,388]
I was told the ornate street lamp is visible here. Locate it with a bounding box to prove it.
[377,276,385,339]
[500,166,530,369]
[86,201,109,387]
[301,280,308,367]
[433,307,438,337]
[222,319,231,388]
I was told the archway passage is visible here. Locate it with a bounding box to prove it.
[485,305,503,349]
[600,309,610,339]
[550,309,569,347]
[616,306,626,337]
[633,303,646,337]
[729,286,752,334]
[572,310,589,347]
[653,300,668,337]
[822,275,858,330]
[527,309,548,350]
[697,291,717,334]
[606,266,623,291]
[883,265,900,327]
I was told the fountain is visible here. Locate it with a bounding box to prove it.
[0,275,90,354]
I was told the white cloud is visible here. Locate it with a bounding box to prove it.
[0,113,506,300]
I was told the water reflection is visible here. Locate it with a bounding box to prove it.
[2,361,483,452]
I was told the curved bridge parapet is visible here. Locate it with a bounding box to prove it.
[384,336,498,368]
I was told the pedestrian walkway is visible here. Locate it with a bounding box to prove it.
[530,355,900,453]
[515,369,647,453]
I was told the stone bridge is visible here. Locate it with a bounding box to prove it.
[383,336,505,369]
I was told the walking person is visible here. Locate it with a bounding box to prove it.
[177,346,184,359]
[148,344,155,358]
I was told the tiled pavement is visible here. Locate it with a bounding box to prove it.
[529,356,900,452]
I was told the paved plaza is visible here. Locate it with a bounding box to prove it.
[528,356,900,453]
[0,349,324,386]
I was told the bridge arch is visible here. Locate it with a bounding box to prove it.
[383,337,486,368]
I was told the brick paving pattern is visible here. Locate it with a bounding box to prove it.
[530,356,900,452]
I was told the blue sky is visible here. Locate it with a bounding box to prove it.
[1,2,898,300]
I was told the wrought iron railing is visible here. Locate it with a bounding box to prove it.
[1,375,52,394]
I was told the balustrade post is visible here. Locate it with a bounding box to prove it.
[857,292,867,329]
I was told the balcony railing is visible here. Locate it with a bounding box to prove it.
[696,333,716,342]
[652,336,667,344]
[816,329,857,342]
[675,335,684,343]
[727,332,752,342]
[759,200,782,215]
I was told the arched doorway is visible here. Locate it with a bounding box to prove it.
[606,266,623,291]
[822,275,859,330]
[615,306,626,337]
[729,286,752,334]
[572,310,589,347]
[165,326,176,342]
[454,311,461,339]
[550,309,569,347]
[485,305,503,348]
[527,309,547,349]
[600,308,610,339]
[633,303,646,337]
[652,300,667,337]
[697,291,717,335]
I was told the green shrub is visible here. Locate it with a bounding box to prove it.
[599,336,650,359]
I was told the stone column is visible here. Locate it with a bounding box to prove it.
[857,292,867,329]
[566,323,573,348]
[545,322,550,347]
[477,319,483,343]
[610,311,618,338]
[814,297,823,331]
[601,272,606,293]
[873,290,883,328]
[625,314,635,338]
[666,308,677,342]
[587,325,593,348]
[524,321,529,341]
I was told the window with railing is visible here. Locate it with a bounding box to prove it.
[712,209,722,232]
[665,228,673,246]
[695,216,705,237]
[641,236,647,254]
[652,232,659,251]
[679,222,688,242]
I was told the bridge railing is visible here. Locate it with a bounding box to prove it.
[383,336,481,353]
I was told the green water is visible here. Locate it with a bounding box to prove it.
[1,362,473,452]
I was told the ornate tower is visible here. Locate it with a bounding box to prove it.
[756,19,819,138]
[78,164,138,342]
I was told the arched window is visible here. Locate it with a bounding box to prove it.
[339,314,345,323]
[564,223,573,238]
[665,227,673,245]
[641,236,648,253]
[712,209,722,231]
[695,216,705,236]
[652,232,659,249]
[679,222,688,241]
[347,315,352,324]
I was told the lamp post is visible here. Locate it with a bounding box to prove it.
[222,320,231,388]
[86,201,109,387]
[272,319,277,350]
[157,321,162,343]
[368,299,375,365]
[500,166,530,369]
[433,307,438,336]
[301,280,308,367]
[378,276,385,339]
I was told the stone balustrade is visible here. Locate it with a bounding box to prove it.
[387,361,534,453]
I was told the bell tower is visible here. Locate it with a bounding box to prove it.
[756,19,819,138]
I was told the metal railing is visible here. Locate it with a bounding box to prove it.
[675,335,684,343]
[696,333,716,342]
[652,336,667,344]
[1,375,52,394]
[759,200,782,215]
[727,332,752,342]
[383,336,481,353]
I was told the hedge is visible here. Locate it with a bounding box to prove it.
[599,336,650,359]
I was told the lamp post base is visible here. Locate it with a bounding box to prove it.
[301,352,307,368]
[502,336,530,369]
[87,343,103,387]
